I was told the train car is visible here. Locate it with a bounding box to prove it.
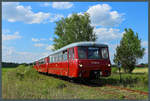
[34,41,111,79]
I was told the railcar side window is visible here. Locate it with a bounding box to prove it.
[54,55,56,62]
[69,48,74,60]
[88,47,101,59]
[78,47,87,59]
[63,50,67,61]
[49,56,53,63]
[52,56,54,63]
[60,52,63,61]
[59,52,63,61]
[72,48,74,59]
[101,48,108,59]
[56,54,58,62]
[69,49,71,59]
[49,56,51,63]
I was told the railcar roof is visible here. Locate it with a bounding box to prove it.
[48,41,108,56]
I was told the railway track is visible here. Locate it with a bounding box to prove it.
[42,73,148,99]
[68,79,148,99]
[105,85,148,95]
[74,80,148,99]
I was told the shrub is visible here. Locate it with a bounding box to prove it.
[111,67,118,73]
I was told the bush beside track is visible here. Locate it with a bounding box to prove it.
[2,65,148,99]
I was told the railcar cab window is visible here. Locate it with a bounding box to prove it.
[101,48,108,59]
[88,47,101,59]
[78,47,87,59]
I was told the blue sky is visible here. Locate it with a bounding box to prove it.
[2,2,148,64]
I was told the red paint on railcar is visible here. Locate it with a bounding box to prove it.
[34,42,111,79]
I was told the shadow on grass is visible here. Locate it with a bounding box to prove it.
[38,72,145,88]
[120,72,145,75]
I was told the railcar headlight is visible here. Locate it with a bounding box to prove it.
[108,64,111,67]
[79,64,83,68]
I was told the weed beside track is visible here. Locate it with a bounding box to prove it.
[2,65,148,99]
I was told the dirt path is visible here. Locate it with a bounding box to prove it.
[70,80,148,99]
[106,85,148,95]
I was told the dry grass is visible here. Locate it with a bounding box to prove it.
[2,65,148,100]
[132,68,148,73]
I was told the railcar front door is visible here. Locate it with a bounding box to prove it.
[68,48,76,77]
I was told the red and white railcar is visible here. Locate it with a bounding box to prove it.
[34,42,111,79]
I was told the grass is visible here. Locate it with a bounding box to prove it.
[111,67,148,73]
[132,68,148,73]
[2,65,148,99]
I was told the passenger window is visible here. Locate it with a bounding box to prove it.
[56,55,57,62]
[59,52,63,61]
[69,48,74,60]
[49,56,51,63]
[69,49,72,59]
[54,55,56,62]
[56,54,58,62]
[72,48,74,59]
[52,56,53,63]
[63,50,67,61]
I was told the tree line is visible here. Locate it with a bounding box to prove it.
[2,62,33,68]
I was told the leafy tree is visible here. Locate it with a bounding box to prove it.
[53,13,97,50]
[113,28,145,73]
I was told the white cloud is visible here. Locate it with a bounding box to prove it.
[34,43,46,47]
[32,38,39,42]
[3,29,10,34]
[31,38,47,42]
[145,47,148,54]
[2,31,22,41]
[138,47,148,64]
[87,4,124,27]
[49,38,53,41]
[2,45,46,63]
[42,52,51,58]
[52,2,73,9]
[94,27,123,42]
[40,38,47,41]
[2,2,50,24]
[46,45,54,51]
[50,14,64,22]
[141,41,148,47]
[2,45,53,63]
[43,2,50,7]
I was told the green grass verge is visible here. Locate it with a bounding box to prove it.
[2,65,148,99]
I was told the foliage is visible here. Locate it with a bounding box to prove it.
[100,73,148,92]
[2,62,20,68]
[113,28,145,73]
[111,67,119,73]
[2,62,33,68]
[53,13,97,50]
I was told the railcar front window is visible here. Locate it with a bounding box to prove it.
[101,48,108,59]
[78,47,87,59]
[88,47,101,59]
